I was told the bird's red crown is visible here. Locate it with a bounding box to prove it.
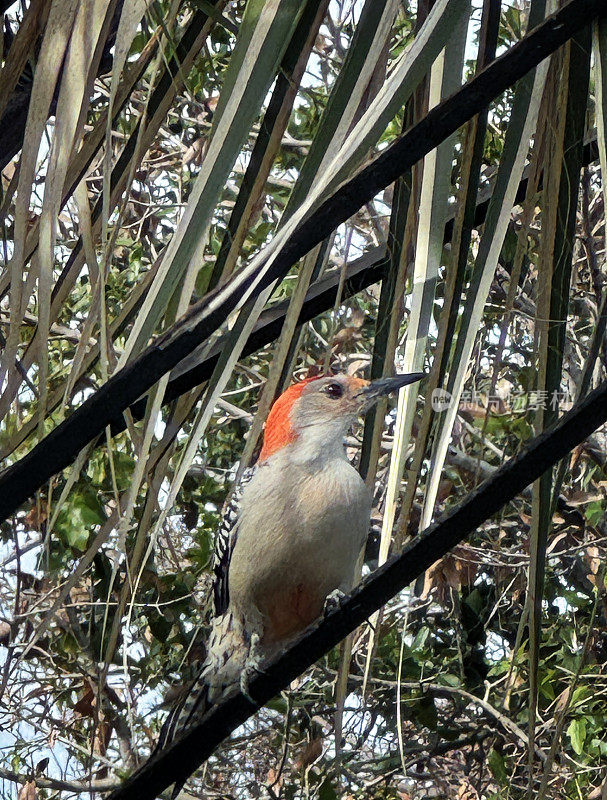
[259,376,320,461]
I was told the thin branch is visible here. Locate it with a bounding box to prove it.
[0,766,119,793]
[339,668,544,759]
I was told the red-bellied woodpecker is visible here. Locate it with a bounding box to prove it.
[157,371,423,766]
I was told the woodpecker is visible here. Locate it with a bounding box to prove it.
[156,371,424,765]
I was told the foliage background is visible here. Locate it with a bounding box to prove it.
[0,0,606,798]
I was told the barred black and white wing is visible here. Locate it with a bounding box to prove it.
[212,466,256,617]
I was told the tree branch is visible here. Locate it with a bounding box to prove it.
[0,0,603,524]
[324,669,545,759]
[0,766,119,794]
[106,378,607,800]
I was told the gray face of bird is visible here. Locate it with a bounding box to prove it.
[292,375,369,431]
[292,373,425,430]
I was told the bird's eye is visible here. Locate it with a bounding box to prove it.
[324,382,344,399]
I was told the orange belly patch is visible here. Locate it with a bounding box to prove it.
[263,583,324,643]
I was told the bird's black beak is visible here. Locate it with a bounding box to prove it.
[356,372,425,411]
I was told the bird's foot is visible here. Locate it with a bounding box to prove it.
[323,589,347,616]
[240,632,265,703]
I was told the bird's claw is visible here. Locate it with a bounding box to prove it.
[323,589,347,616]
[240,632,265,703]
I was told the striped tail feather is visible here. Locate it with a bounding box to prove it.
[155,668,212,753]
[152,668,213,800]
[152,611,250,797]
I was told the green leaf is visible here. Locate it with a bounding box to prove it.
[585,500,605,526]
[318,779,338,800]
[265,695,288,714]
[413,626,430,650]
[437,673,461,687]
[109,450,137,491]
[414,695,438,730]
[567,718,587,755]
[147,610,173,643]
[54,485,106,551]
[488,748,508,786]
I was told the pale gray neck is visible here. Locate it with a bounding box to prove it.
[280,419,349,468]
